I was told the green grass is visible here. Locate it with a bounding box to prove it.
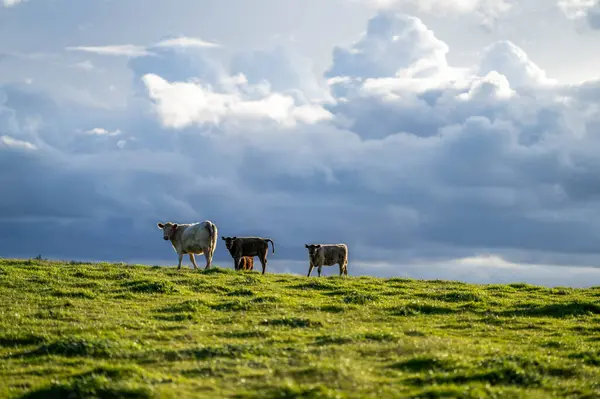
[1,259,600,398]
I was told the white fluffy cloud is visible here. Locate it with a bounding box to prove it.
[143,73,333,129]
[325,13,450,80]
[478,41,556,87]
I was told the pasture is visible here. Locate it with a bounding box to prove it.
[1,258,600,398]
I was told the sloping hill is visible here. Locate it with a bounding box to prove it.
[1,259,600,398]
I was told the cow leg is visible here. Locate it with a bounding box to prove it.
[234,257,241,271]
[189,254,199,270]
[177,253,184,270]
[203,248,211,269]
[318,266,322,277]
[259,253,267,275]
[307,263,314,277]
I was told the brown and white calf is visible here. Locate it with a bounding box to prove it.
[304,244,348,277]
[157,220,218,270]
[221,236,275,275]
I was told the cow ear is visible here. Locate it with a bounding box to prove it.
[172,223,178,229]
[315,244,321,248]
[232,236,237,240]
[221,236,225,240]
[305,244,309,248]
[157,223,164,229]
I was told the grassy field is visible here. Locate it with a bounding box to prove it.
[1,259,600,398]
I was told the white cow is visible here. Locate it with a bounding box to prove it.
[304,243,348,277]
[157,220,218,270]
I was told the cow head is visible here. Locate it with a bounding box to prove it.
[157,222,178,241]
[221,236,238,251]
[304,244,321,262]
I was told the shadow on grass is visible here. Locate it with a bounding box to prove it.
[121,279,178,294]
[146,343,272,362]
[0,333,48,347]
[51,289,97,299]
[200,267,236,275]
[153,313,195,322]
[235,384,341,399]
[391,355,459,372]
[404,355,577,388]
[341,291,379,305]
[388,302,457,316]
[499,301,600,318]
[361,332,398,342]
[18,337,125,359]
[155,299,207,314]
[215,330,270,339]
[313,335,354,346]
[427,291,485,303]
[210,299,254,312]
[290,280,341,291]
[227,288,255,297]
[568,351,600,366]
[19,365,152,399]
[260,317,323,328]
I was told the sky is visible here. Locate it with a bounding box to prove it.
[3,0,600,287]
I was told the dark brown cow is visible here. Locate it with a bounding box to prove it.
[237,256,254,271]
[221,236,275,275]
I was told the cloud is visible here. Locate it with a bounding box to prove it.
[350,0,513,30]
[230,46,332,102]
[142,73,333,129]
[352,255,600,288]
[352,0,509,13]
[65,45,150,57]
[0,135,36,150]
[65,36,220,59]
[558,0,600,28]
[154,37,220,49]
[4,10,600,287]
[83,128,121,136]
[70,60,96,71]
[325,12,450,80]
[3,0,25,7]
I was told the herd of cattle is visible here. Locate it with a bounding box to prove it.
[157,219,349,277]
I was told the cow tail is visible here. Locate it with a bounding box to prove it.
[207,221,218,257]
[266,239,275,254]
